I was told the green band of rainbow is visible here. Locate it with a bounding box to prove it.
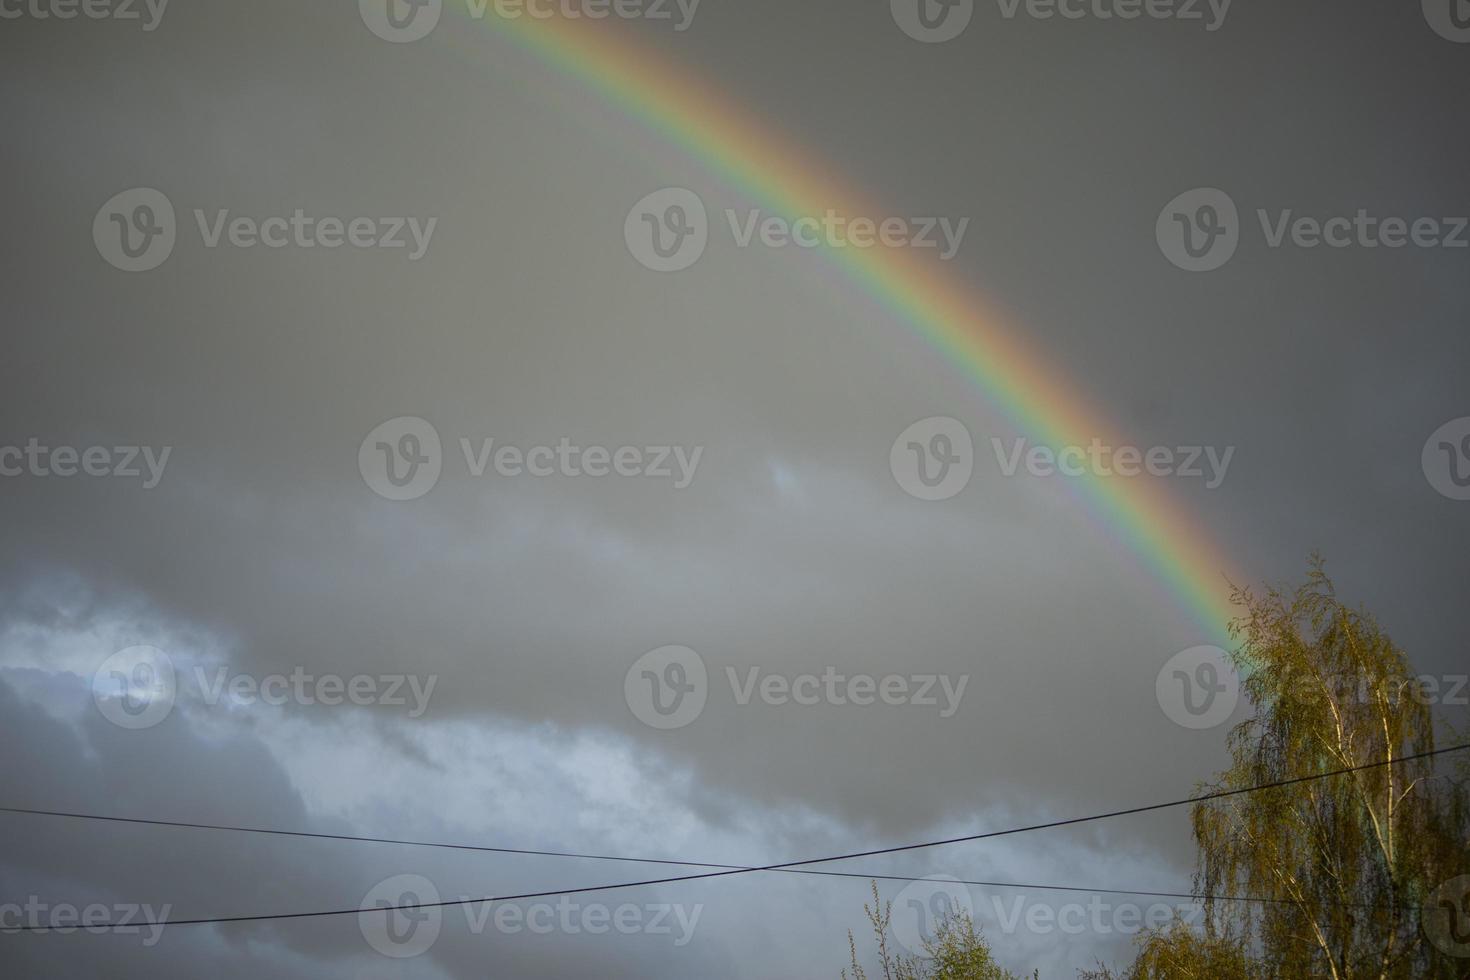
[444,9,1240,642]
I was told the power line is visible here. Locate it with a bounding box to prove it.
[0,807,1388,911]
[3,742,1461,932]
[0,808,1283,910]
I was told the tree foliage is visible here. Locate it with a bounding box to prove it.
[847,560,1469,979]
[843,881,1027,980]
[1186,559,1469,978]
[1089,559,1470,979]
[1080,922,1256,979]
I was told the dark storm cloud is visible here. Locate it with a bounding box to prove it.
[2,0,1465,975]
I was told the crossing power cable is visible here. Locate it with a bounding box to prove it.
[3,742,1462,931]
[0,808,1396,912]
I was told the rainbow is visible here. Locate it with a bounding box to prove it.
[443,8,1241,641]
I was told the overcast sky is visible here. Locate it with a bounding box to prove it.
[1,0,1467,976]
